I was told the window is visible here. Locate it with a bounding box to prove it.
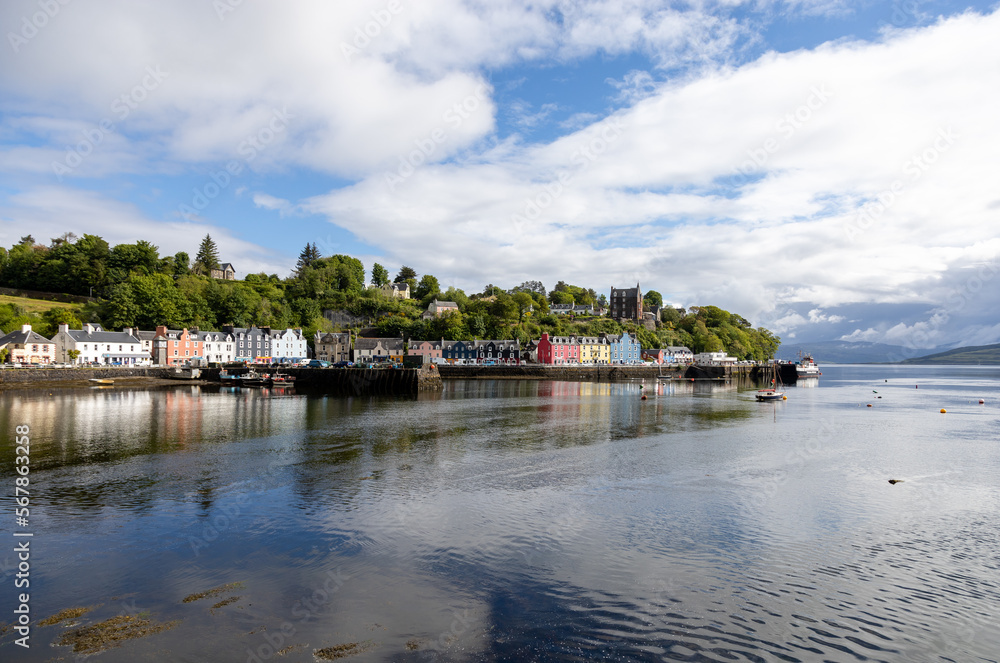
[173,350,178,356]
[185,350,189,356]
[119,345,122,351]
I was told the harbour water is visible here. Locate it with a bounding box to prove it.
[1,365,999,661]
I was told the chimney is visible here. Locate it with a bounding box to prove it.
[155,325,168,338]
[83,323,94,334]
[58,323,69,334]
[21,324,31,333]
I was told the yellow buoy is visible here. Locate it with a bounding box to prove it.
[940,408,946,413]
[782,396,787,400]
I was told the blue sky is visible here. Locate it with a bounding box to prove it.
[1,0,999,350]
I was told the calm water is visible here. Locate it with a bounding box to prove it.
[2,365,999,662]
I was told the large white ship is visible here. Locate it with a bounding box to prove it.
[796,354,821,378]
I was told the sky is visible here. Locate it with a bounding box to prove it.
[1,0,998,350]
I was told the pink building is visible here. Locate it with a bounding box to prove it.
[536,333,580,365]
[407,339,444,360]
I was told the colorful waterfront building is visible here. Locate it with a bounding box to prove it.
[536,333,580,365]
[578,336,609,364]
[0,325,56,364]
[474,340,520,365]
[607,333,642,364]
[53,323,147,365]
[315,332,351,363]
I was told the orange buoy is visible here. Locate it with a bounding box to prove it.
[641,394,647,400]
[940,408,946,413]
[782,396,787,400]
[867,403,873,407]
[979,399,985,404]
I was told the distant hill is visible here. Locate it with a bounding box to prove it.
[899,343,1000,365]
[776,340,932,364]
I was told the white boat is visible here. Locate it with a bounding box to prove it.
[796,354,821,378]
[756,362,785,401]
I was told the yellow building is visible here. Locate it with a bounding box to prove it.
[578,336,610,364]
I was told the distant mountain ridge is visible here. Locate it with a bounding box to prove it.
[776,340,941,364]
[899,343,1000,365]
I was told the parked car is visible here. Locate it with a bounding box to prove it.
[332,361,354,367]
[308,359,331,368]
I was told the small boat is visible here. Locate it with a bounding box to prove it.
[88,378,114,385]
[167,367,201,380]
[219,369,240,382]
[796,353,821,378]
[756,362,785,401]
[239,370,269,386]
[269,373,296,385]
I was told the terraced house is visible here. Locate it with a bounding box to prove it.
[201,330,236,364]
[442,340,477,363]
[152,326,203,366]
[223,325,272,363]
[314,332,351,363]
[53,323,147,365]
[270,328,308,362]
[406,338,444,362]
[607,333,642,363]
[578,336,610,364]
[0,325,56,364]
[353,337,404,363]
[536,333,581,365]
[474,339,520,365]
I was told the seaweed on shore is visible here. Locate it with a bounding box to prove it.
[38,605,100,627]
[56,614,179,654]
[181,581,245,603]
[314,640,376,660]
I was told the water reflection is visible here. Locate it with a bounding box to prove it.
[1,369,998,661]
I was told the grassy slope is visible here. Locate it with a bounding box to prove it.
[901,343,1000,364]
[0,294,79,313]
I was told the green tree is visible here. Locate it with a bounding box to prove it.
[0,347,8,363]
[645,290,663,309]
[512,291,533,324]
[371,263,390,287]
[194,234,221,274]
[395,265,417,282]
[295,242,320,275]
[415,274,440,301]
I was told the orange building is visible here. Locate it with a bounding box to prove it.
[153,326,204,366]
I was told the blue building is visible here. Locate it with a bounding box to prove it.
[605,332,641,363]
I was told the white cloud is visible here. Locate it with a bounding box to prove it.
[252,193,294,217]
[0,187,290,277]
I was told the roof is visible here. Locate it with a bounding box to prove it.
[316,332,350,343]
[0,329,52,345]
[220,263,235,271]
[355,337,404,351]
[433,300,459,308]
[667,346,692,353]
[66,329,141,344]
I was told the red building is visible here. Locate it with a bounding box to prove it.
[536,333,580,365]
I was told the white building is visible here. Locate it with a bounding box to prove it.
[270,328,308,362]
[201,330,236,364]
[667,346,694,363]
[52,323,148,365]
[693,351,737,365]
